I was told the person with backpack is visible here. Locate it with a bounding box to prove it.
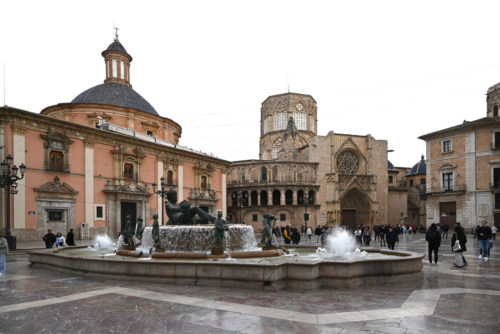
[363,227,372,246]
[426,223,441,265]
[385,226,398,250]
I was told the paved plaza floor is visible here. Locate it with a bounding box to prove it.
[1,233,499,334]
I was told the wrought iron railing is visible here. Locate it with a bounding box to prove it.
[44,160,70,173]
[427,185,466,193]
[122,172,138,180]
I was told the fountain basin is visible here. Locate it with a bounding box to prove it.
[28,248,424,291]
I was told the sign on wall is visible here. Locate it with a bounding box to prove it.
[28,211,35,216]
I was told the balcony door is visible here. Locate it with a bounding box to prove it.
[124,163,134,179]
[442,173,453,191]
[50,151,63,171]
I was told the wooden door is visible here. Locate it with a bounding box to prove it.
[439,202,456,229]
[50,151,63,171]
[342,210,356,230]
[124,163,134,179]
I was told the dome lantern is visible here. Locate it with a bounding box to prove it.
[102,29,133,87]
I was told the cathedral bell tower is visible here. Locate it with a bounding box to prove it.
[102,30,133,87]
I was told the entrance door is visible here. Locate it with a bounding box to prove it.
[342,210,356,230]
[121,202,137,232]
[439,202,456,229]
[495,213,500,226]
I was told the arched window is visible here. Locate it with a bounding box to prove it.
[285,190,293,205]
[242,191,249,206]
[388,176,393,184]
[251,191,258,206]
[232,192,238,207]
[241,168,246,181]
[494,105,498,117]
[261,167,267,181]
[272,137,283,159]
[273,103,287,131]
[297,190,304,205]
[293,103,306,130]
[260,190,268,205]
[112,59,118,77]
[308,190,315,205]
[120,61,125,79]
[201,176,207,188]
[273,190,281,205]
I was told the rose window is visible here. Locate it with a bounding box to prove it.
[336,151,360,174]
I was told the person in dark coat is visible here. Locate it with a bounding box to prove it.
[66,229,76,246]
[43,229,57,248]
[385,226,399,250]
[291,228,301,245]
[379,225,386,246]
[451,225,467,268]
[314,226,322,245]
[426,223,441,265]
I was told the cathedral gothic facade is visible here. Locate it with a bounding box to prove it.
[227,93,389,231]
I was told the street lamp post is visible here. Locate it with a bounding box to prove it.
[152,176,167,226]
[300,193,310,241]
[237,190,248,224]
[1,154,27,250]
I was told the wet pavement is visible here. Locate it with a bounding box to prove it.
[1,233,499,334]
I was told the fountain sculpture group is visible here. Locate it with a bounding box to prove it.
[28,187,425,291]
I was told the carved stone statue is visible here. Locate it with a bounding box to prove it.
[225,216,232,224]
[261,213,276,248]
[214,211,229,249]
[135,216,145,244]
[123,215,134,246]
[165,187,216,225]
[151,214,160,248]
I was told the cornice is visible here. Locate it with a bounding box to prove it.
[0,106,230,169]
[12,125,27,136]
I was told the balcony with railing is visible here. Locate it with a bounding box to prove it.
[426,184,466,194]
[122,172,139,181]
[44,160,70,173]
[189,186,217,200]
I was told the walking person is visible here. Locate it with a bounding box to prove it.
[307,227,312,243]
[426,223,441,265]
[364,227,372,246]
[320,226,327,247]
[477,220,492,260]
[66,229,76,246]
[43,229,57,249]
[56,232,66,248]
[379,225,386,246]
[355,227,363,245]
[442,224,449,239]
[492,225,498,240]
[374,225,380,241]
[314,226,322,245]
[0,233,8,276]
[386,226,398,250]
[291,228,301,245]
[451,225,467,268]
[284,226,292,245]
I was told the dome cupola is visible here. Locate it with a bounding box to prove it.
[102,29,132,87]
[406,155,427,176]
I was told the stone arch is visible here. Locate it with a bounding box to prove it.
[340,185,372,229]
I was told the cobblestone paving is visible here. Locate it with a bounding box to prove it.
[1,233,499,333]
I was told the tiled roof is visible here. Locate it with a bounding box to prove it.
[71,82,158,115]
[419,117,500,139]
[106,40,128,54]
[388,160,396,170]
[407,157,426,176]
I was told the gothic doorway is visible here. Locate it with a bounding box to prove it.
[340,186,372,228]
[342,210,356,230]
[120,202,137,232]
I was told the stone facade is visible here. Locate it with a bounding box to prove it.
[229,92,390,231]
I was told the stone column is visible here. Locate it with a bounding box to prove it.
[12,126,26,229]
[84,141,95,228]
[222,171,227,218]
[257,189,261,206]
[178,163,184,201]
[293,189,298,205]
[268,188,272,205]
[157,160,164,226]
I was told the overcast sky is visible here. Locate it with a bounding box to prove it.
[1,1,499,167]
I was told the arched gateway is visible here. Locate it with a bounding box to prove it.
[340,185,372,230]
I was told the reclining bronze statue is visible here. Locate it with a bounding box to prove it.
[165,187,216,225]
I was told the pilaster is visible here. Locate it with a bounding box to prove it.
[178,163,184,201]
[85,140,94,227]
[222,171,227,217]
[0,123,4,228]
[157,160,164,225]
[13,126,26,229]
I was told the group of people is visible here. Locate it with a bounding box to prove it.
[42,229,77,248]
[425,220,495,267]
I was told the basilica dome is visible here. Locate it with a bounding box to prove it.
[406,155,426,176]
[71,82,158,115]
